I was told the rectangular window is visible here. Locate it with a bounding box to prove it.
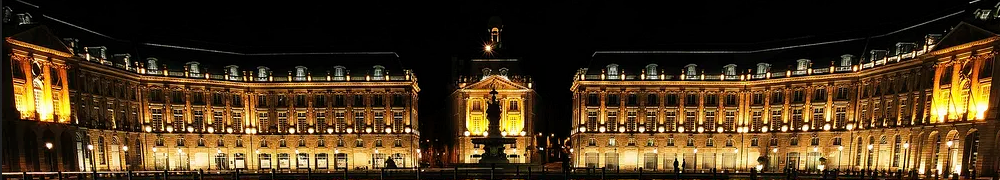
[646,94,658,106]
[724,111,735,132]
[353,95,365,107]
[685,94,697,106]
[172,109,185,130]
[296,112,308,133]
[393,111,404,133]
[835,107,847,129]
[793,90,805,103]
[151,108,164,131]
[626,111,638,132]
[607,111,618,128]
[665,111,677,131]
[354,111,365,132]
[213,111,225,132]
[645,111,657,130]
[626,94,638,106]
[725,94,737,106]
[752,93,764,105]
[373,111,385,132]
[704,110,716,131]
[586,94,600,106]
[335,111,346,132]
[770,109,782,130]
[792,109,803,129]
[771,91,783,104]
[684,110,696,131]
[257,112,268,133]
[316,112,327,132]
[334,95,346,107]
[607,94,620,106]
[277,112,288,132]
[812,107,824,129]
[705,94,718,106]
[586,110,598,131]
[666,94,678,106]
[752,111,763,131]
[193,110,204,131]
[813,89,826,101]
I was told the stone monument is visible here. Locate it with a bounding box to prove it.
[471,88,518,164]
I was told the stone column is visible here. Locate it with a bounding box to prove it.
[58,65,71,123]
[41,61,54,121]
[21,55,36,119]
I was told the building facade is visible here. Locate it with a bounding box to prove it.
[568,20,1000,177]
[3,15,421,171]
[449,16,538,164]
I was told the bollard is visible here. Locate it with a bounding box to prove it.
[58,171,63,180]
[163,170,169,180]
[415,167,420,180]
[235,169,240,180]
[271,168,276,180]
[343,168,348,180]
[528,166,532,179]
[453,166,458,180]
[128,170,133,180]
[308,168,313,180]
[198,169,204,180]
[380,168,384,180]
[491,163,496,180]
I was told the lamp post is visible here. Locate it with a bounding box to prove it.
[122,146,129,171]
[867,144,873,171]
[902,142,909,173]
[945,140,954,178]
[88,144,96,172]
[144,125,152,170]
[837,145,844,170]
[45,142,54,171]
[846,123,855,171]
[694,148,698,173]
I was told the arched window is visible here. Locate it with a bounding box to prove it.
[333,66,346,77]
[796,59,811,71]
[685,64,698,77]
[373,65,385,80]
[482,68,492,76]
[723,64,737,76]
[499,68,509,76]
[645,64,658,79]
[606,64,619,79]
[97,137,106,165]
[256,66,269,81]
[147,58,160,74]
[294,66,308,81]
[840,54,854,67]
[225,65,240,80]
[756,63,770,75]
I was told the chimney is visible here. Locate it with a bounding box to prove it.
[895,42,917,55]
[839,54,854,67]
[62,38,81,55]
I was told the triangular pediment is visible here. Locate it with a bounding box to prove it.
[8,25,72,55]
[932,22,999,51]
[462,75,528,90]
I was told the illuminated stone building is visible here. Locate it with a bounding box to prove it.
[449,16,538,164]
[2,10,421,171]
[568,13,1000,177]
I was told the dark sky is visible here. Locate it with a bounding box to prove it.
[12,0,984,142]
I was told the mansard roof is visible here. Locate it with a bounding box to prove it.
[933,21,1000,51]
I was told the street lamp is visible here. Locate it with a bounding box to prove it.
[693,148,699,172]
[87,144,95,171]
[45,142,54,171]
[122,146,129,171]
[837,145,844,170]
[902,142,910,173]
[867,144,874,171]
[946,140,954,178]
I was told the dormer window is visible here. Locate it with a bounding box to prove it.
[186,62,201,77]
[796,59,810,71]
[499,68,509,77]
[756,63,770,75]
[645,64,658,79]
[840,55,854,67]
[373,65,385,80]
[294,66,308,81]
[147,58,160,71]
[685,64,697,77]
[606,64,619,79]
[16,13,31,25]
[257,66,270,81]
[225,65,240,80]
[333,66,346,80]
[482,68,492,76]
[723,64,737,76]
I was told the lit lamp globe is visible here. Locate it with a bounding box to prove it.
[846,124,854,130]
[716,127,724,133]
[761,126,769,133]
[226,127,233,133]
[463,131,471,137]
[365,128,372,133]
[327,128,334,134]
[823,124,831,131]
[166,126,174,133]
[347,128,354,134]
[187,126,194,133]
[638,126,645,133]
[405,127,413,133]
[657,126,665,133]
[308,128,315,134]
[520,131,526,136]
[801,125,809,131]
[618,126,625,133]
[145,126,153,133]
[697,127,704,133]
[122,145,128,152]
[289,128,296,134]
[501,131,508,137]
[578,127,586,133]
[45,142,53,149]
[781,125,788,132]
[678,126,685,133]
[483,131,489,137]
[484,44,492,52]
[599,126,606,133]
[385,128,392,134]
[207,127,215,133]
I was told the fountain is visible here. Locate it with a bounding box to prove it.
[471,88,518,164]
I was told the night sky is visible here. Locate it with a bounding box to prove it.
[11,0,983,143]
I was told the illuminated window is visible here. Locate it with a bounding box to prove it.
[372,65,385,80]
[645,64,658,79]
[606,64,619,79]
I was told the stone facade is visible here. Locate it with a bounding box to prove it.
[568,21,1000,177]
